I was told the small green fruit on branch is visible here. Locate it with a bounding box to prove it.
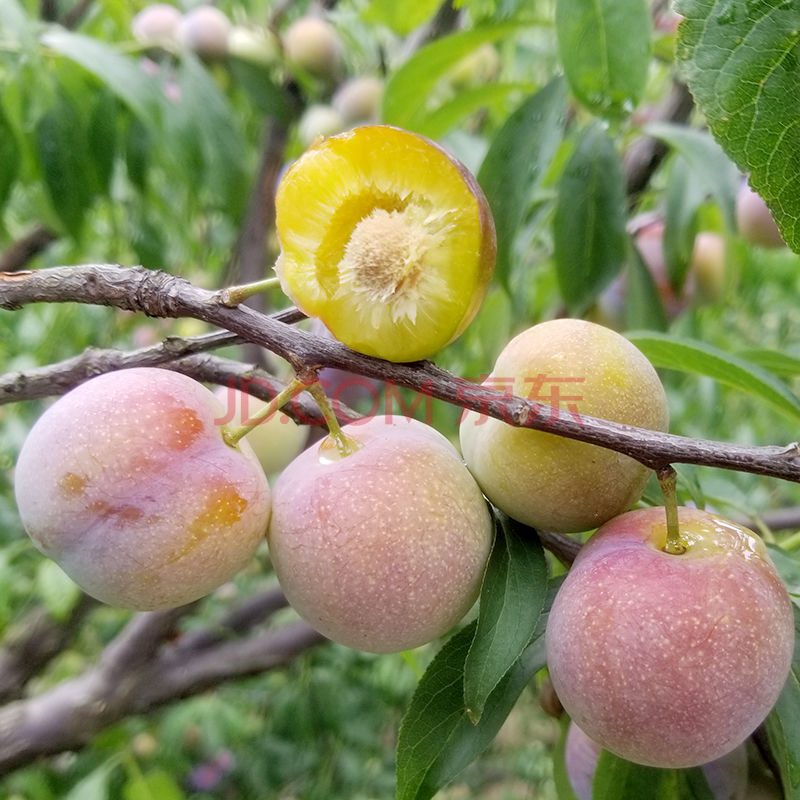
[2,265,800,482]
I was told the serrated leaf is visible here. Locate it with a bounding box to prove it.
[627,332,800,423]
[464,513,547,722]
[675,0,800,252]
[555,0,651,118]
[763,604,800,800]
[396,588,554,800]
[553,124,628,314]
[382,23,521,131]
[41,28,161,123]
[0,102,19,211]
[478,77,568,287]
[643,122,739,230]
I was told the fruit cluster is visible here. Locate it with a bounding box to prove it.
[12,123,793,784]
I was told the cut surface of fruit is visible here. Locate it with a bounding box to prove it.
[275,125,496,362]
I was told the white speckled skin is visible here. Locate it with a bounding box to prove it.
[459,319,669,533]
[14,368,271,610]
[547,507,795,768]
[268,415,494,653]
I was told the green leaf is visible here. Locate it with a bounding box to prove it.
[464,513,547,722]
[627,332,800,423]
[555,0,651,118]
[553,124,628,314]
[0,102,20,211]
[123,769,185,800]
[88,89,118,197]
[36,559,81,622]
[624,239,669,331]
[738,349,800,379]
[675,0,800,252]
[552,718,579,800]
[174,53,248,216]
[663,156,706,291]
[478,77,568,287]
[41,28,161,122]
[227,60,293,122]
[362,0,440,35]
[396,599,551,800]
[763,605,800,799]
[643,122,740,230]
[63,758,120,800]
[382,23,521,131]
[415,82,532,140]
[592,751,714,800]
[36,94,95,238]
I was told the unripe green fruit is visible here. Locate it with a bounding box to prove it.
[268,415,493,653]
[176,5,231,60]
[214,386,309,477]
[282,15,342,80]
[131,3,182,46]
[14,368,270,610]
[736,183,785,248]
[459,318,668,533]
[547,507,795,768]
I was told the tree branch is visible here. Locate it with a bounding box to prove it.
[2,264,799,482]
[0,598,323,775]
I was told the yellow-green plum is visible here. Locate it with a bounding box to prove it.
[547,507,795,768]
[564,721,749,800]
[214,385,309,477]
[267,415,493,653]
[459,319,668,533]
[282,15,342,81]
[14,368,271,610]
[332,75,384,125]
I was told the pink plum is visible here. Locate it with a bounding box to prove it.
[267,415,493,653]
[736,183,785,249]
[14,368,271,610]
[547,507,795,768]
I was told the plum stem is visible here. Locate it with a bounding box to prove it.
[222,377,307,448]
[307,381,359,457]
[657,465,685,554]
[218,276,282,307]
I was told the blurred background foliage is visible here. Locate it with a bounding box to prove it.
[1,0,799,797]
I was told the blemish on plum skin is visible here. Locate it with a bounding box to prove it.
[163,485,248,564]
[59,472,87,498]
[166,406,204,450]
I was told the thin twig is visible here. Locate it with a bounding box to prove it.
[2,264,799,482]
